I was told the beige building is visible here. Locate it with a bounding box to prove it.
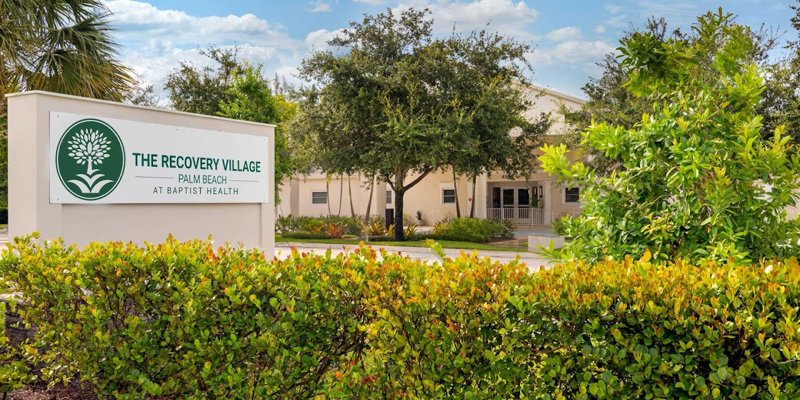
[277,85,585,228]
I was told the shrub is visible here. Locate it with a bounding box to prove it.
[540,12,800,264]
[367,216,387,236]
[551,214,571,236]
[2,237,799,398]
[0,301,28,393]
[0,235,367,398]
[280,231,336,240]
[429,217,514,243]
[276,215,361,236]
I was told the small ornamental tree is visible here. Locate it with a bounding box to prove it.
[540,10,800,264]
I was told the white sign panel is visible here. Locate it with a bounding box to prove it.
[49,112,269,203]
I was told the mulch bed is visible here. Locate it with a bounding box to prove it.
[7,383,97,400]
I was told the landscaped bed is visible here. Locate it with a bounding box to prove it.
[276,235,529,252]
[277,215,516,244]
[2,236,798,398]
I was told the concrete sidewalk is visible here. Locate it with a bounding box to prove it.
[276,242,553,269]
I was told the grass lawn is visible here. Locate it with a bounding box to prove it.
[275,235,530,253]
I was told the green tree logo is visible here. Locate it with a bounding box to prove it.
[56,119,125,200]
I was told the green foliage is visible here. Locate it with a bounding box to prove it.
[2,237,800,398]
[0,301,29,393]
[1,0,134,215]
[563,15,779,174]
[296,8,537,240]
[0,0,133,102]
[166,50,296,193]
[761,1,800,143]
[0,235,367,398]
[429,217,513,243]
[164,48,240,116]
[276,215,362,237]
[217,64,295,193]
[551,214,571,237]
[541,10,800,264]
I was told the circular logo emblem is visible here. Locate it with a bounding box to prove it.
[56,119,125,201]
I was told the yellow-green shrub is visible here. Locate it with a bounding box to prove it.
[516,253,800,398]
[1,236,798,399]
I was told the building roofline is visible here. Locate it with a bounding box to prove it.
[529,84,586,105]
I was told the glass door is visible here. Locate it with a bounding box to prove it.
[502,189,515,208]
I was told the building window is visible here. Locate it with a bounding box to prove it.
[311,191,328,204]
[442,188,456,204]
[565,187,580,203]
[386,190,393,204]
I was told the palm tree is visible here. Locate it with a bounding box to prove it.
[0,0,133,111]
[0,0,133,209]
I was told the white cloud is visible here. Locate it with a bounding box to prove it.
[104,0,304,95]
[635,1,697,26]
[394,0,539,39]
[594,24,605,33]
[529,39,615,68]
[309,1,333,13]
[305,29,345,52]
[546,26,580,42]
[549,40,615,63]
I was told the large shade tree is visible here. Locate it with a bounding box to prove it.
[297,8,543,240]
[0,0,134,210]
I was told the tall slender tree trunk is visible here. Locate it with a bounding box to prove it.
[338,173,344,216]
[452,168,461,218]
[394,171,405,241]
[348,174,355,218]
[364,178,375,220]
[469,174,477,218]
[394,189,405,241]
[326,179,331,215]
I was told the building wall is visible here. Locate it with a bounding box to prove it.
[278,172,385,219]
[397,170,473,225]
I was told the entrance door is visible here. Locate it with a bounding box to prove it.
[502,189,515,208]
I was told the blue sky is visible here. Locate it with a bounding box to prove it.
[105,0,795,100]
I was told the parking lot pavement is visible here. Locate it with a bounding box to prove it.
[275,242,554,270]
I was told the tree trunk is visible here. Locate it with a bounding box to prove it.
[326,179,331,215]
[364,178,374,220]
[394,189,405,241]
[348,175,356,218]
[469,174,477,218]
[338,174,344,216]
[452,168,461,218]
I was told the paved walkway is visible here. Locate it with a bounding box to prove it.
[276,242,553,269]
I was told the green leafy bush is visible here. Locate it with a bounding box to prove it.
[2,236,799,398]
[0,235,367,398]
[540,11,800,263]
[276,215,362,236]
[429,217,513,243]
[280,231,336,240]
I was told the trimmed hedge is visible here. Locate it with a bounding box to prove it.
[429,217,514,243]
[276,215,362,236]
[1,237,799,398]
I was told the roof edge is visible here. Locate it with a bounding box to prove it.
[528,84,586,105]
